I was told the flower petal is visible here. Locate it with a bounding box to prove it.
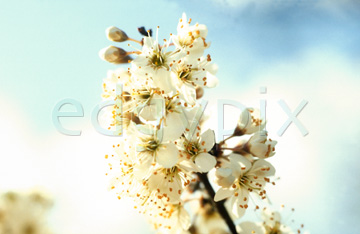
[133,152,153,179]
[152,69,174,94]
[195,152,216,172]
[179,207,191,230]
[229,187,249,218]
[205,71,218,88]
[249,159,276,177]
[215,168,235,188]
[238,222,265,234]
[229,154,251,178]
[200,129,215,152]
[156,143,179,168]
[214,187,234,202]
[163,112,185,142]
[216,167,232,178]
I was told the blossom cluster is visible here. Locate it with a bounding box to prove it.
[98,13,293,234]
[0,190,53,234]
[238,206,308,234]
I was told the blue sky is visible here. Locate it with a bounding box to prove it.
[0,0,359,132]
[0,0,360,233]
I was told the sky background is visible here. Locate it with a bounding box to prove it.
[0,0,360,233]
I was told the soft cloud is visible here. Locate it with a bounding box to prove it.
[212,0,360,13]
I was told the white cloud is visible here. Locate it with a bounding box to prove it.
[212,0,360,15]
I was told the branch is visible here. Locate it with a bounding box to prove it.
[197,172,238,234]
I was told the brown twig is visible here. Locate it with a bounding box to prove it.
[197,172,238,234]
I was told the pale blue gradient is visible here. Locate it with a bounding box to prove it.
[0,0,359,233]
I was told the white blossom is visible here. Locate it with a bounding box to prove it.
[131,36,183,94]
[98,12,287,234]
[172,13,210,58]
[236,108,265,135]
[238,208,309,234]
[246,131,277,159]
[152,203,191,234]
[179,129,217,173]
[170,57,218,105]
[214,154,275,218]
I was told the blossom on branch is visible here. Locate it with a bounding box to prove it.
[214,154,275,218]
[99,12,288,234]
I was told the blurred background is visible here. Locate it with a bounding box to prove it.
[0,0,359,233]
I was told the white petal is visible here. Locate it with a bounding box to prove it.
[262,209,281,226]
[238,222,265,234]
[178,13,188,32]
[148,94,165,119]
[216,167,232,178]
[205,72,218,88]
[139,104,160,121]
[179,83,197,106]
[147,171,182,203]
[215,168,235,188]
[143,36,154,49]
[214,187,234,202]
[195,152,216,172]
[179,207,191,230]
[153,69,175,94]
[156,143,179,168]
[231,188,249,218]
[249,159,276,177]
[135,124,155,136]
[229,153,251,178]
[206,63,218,75]
[238,108,265,134]
[200,129,215,152]
[133,152,153,179]
[163,112,185,142]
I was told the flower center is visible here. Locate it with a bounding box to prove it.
[132,88,151,100]
[185,142,200,158]
[179,31,201,47]
[238,176,261,191]
[266,222,282,234]
[178,68,192,82]
[162,166,179,182]
[146,140,159,151]
[165,96,180,114]
[163,166,178,175]
[23,223,36,234]
[149,50,166,68]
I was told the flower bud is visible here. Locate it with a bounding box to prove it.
[98,46,131,64]
[246,131,277,158]
[106,26,128,42]
[234,108,265,135]
[196,86,204,99]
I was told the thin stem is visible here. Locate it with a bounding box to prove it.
[197,172,238,234]
[219,135,235,146]
[126,51,142,55]
[221,147,235,150]
[128,37,142,44]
